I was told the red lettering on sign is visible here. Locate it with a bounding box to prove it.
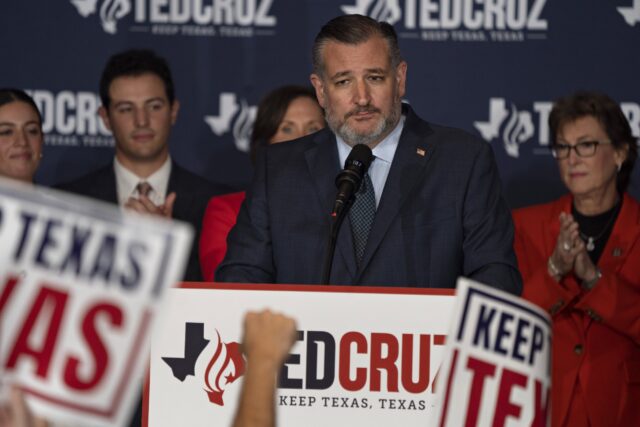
[464,356,496,426]
[0,275,20,313]
[63,303,124,390]
[339,332,367,391]
[401,334,430,393]
[370,333,399,392]
[492,367,528,426]
[531,379,550,427]
[6,286,68,378]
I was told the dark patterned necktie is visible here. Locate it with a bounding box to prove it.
[136,181,152,198]
[349,171,376,266]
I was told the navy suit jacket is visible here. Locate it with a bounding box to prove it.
[57,160,227,282]
[217,105,521,294]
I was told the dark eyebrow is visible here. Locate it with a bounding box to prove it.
[329,71,352,80]
[112,100,134,108]
[112,97,166,108]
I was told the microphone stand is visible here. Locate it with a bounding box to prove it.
[321,199,352,285]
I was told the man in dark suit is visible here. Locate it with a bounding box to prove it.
[217,15,521,295]
[58,49,226,283]
[58,48,229,427]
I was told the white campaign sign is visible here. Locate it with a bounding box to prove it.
[432,278,552,427]
[0,178,193,427]
[148,284,456,427]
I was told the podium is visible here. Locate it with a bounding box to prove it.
[145,283,455,427]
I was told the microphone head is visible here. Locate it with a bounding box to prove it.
[333,144,373,215]
[344,144,373,172]
[335,144,373,191]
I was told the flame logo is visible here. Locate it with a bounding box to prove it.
[232,100,257,153]
[502,104,534,158]
[100,0,131,34]
[203,330,246,406]
[69,0,131,34]
[342,0,402,25]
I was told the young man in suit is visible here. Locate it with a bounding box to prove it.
[217,15,522,295]
[59,49,226,283]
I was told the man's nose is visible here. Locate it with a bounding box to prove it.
[353,80,371,106]
[134,108,150,127]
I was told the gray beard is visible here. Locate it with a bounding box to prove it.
[326,102,401,147]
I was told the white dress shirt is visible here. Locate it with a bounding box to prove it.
[336,115,405,207]
[113,156,172,206]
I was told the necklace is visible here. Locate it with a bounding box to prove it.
[578,204,619,252]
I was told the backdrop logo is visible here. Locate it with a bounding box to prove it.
[71,0,131,34]
[27,89,113,148]
[69,0,277,37]
[474,98,640,158]
[618,0,640,26]
[342,0,402,24]
[340,0,549,42]
[474,98,535,158]
[163,323,245,406]
[204,93,257,153]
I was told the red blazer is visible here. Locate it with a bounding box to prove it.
[199,191,246,281]
[513,193,640,427]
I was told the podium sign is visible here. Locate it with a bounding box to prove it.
[148,284,456,427]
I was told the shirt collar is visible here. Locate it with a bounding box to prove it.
[336,114,405,167]
[113,156,172,205]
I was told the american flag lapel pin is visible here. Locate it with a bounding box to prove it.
[416,148,426,157]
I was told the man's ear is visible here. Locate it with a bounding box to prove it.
[98,106,112,131]
[396,61,407,99]
[310,74,326,108]
[170,100,180,125]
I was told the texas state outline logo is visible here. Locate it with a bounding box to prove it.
[162,323,245,406]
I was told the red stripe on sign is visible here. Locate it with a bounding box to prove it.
[179,281,456,296]
[0,275,20,313]
[439,348,459,427]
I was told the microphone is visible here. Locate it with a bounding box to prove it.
[332,144,374,218]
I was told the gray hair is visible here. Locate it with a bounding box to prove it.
[312,14,403,77]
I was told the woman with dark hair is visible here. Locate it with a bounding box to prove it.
[199,86,325,280]
[248,85,324,163]
[513,92,639,427]
[0,89,43,183]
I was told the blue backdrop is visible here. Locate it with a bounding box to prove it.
[2,0,639,208]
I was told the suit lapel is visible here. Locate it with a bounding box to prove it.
[167,161,183,194]
[356,108,434,281]
[97,164,119,204]
[304,129,357,280]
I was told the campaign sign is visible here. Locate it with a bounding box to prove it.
[433,278,551,427]
[0,179,192,427]
[148,284,456,427]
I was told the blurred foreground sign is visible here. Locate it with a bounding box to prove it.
[0,179,192,427]
[432,278,552,427]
